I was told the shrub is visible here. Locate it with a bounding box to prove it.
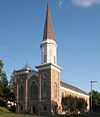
[62,96,87,113]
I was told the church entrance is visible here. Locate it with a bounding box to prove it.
[33,106,36,113]
[31,105,37,114]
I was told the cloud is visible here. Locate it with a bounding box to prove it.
[58,0,63,8]
[72,0,100,7]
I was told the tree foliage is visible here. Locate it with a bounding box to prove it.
[0,60,16,108]
[76,97,87,113]
[62,95,87,113]
[0,60,4,78]
[0,60,9,107]
[9,74,16,102]
[91,90,100,112]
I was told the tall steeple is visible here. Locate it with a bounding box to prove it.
[43,3,55,41]
[41,4,57,64]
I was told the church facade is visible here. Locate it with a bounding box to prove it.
[13,4,90,115]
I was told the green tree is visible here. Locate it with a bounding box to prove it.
[69,96,77,112]
[0,60,4,78]
[76,98,87,113]
[9,74,16,102]
[0,73,10,107]
[92,90,100,112]
[62,96,77,113]
[62,96,87,113]
[1,72,8,87]
[62,96,69,112]
[0,60,10,107]
[0,60,4,106]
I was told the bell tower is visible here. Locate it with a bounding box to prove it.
[41,4,57,64]
[36,4,62,114]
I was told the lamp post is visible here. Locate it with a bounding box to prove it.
[90,81,97,112]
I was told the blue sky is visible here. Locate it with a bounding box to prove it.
[0,0,100,92]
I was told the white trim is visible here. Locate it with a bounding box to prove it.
[51,64,62,71]
[14,70,29,75]
[37,65,50,71]
[36,63,62,72]
[14,70,38,78]
[60,86,89,98]
[41,39,57,47]
[41,39,57,64]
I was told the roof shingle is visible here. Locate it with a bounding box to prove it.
[60,81,89,96]
[43,4,55,41]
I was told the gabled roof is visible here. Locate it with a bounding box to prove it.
[43,4,55,41]
[60,81,89,96]
[14,63,32,72]
[28,70,38,79]
[22,64,32,71]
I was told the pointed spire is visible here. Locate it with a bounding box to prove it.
[43,3,55,41]
[26,61,28,66]
[22,61,31,70]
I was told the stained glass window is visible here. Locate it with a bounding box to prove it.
[30,81,38,100]
[42,81,47,97]
[54,82,57,98]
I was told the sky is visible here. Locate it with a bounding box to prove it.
[0,0,100,92]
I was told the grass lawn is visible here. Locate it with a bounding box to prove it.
[0,106,10,113]
[50,113,100,117]
[0,113,100,117]
[0,107,100,117]
[0,106,33,117]
[0,112,33,117]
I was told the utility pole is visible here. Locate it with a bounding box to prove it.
[90,81,97,112]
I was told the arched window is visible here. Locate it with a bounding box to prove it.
[30,81,38,100]
[30,85,32,100]
[54,82,57,98]
[42,81,47,97]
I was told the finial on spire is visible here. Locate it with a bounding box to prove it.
[47,2,49,6]
[47,0,50,6]
[43,3,55,41]
[26,61,28,66]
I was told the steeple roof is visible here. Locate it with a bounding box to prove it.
[43,4,55,41]
[22,62,32,71]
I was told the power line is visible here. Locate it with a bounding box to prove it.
[0,52,24,65]
[0,41,32,53]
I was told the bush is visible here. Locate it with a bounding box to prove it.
[91,90,100,112]
[76,98,87,113]
[0,106,10,113]
[10,105,16,112]
[62,96,87,114]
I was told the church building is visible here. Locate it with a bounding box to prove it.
[13,4,90,114]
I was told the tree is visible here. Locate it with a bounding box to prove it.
[62,95,87,114]
[76,98,87,113]
[0,72,10,107]
[9,74,16,102]
[1,72,8,87]
[51,101,58,115]
[0,60,16,111]
[0,60,4,106]
[0,60,10,107]
[92,90,100,112]
[0,60,4,78]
